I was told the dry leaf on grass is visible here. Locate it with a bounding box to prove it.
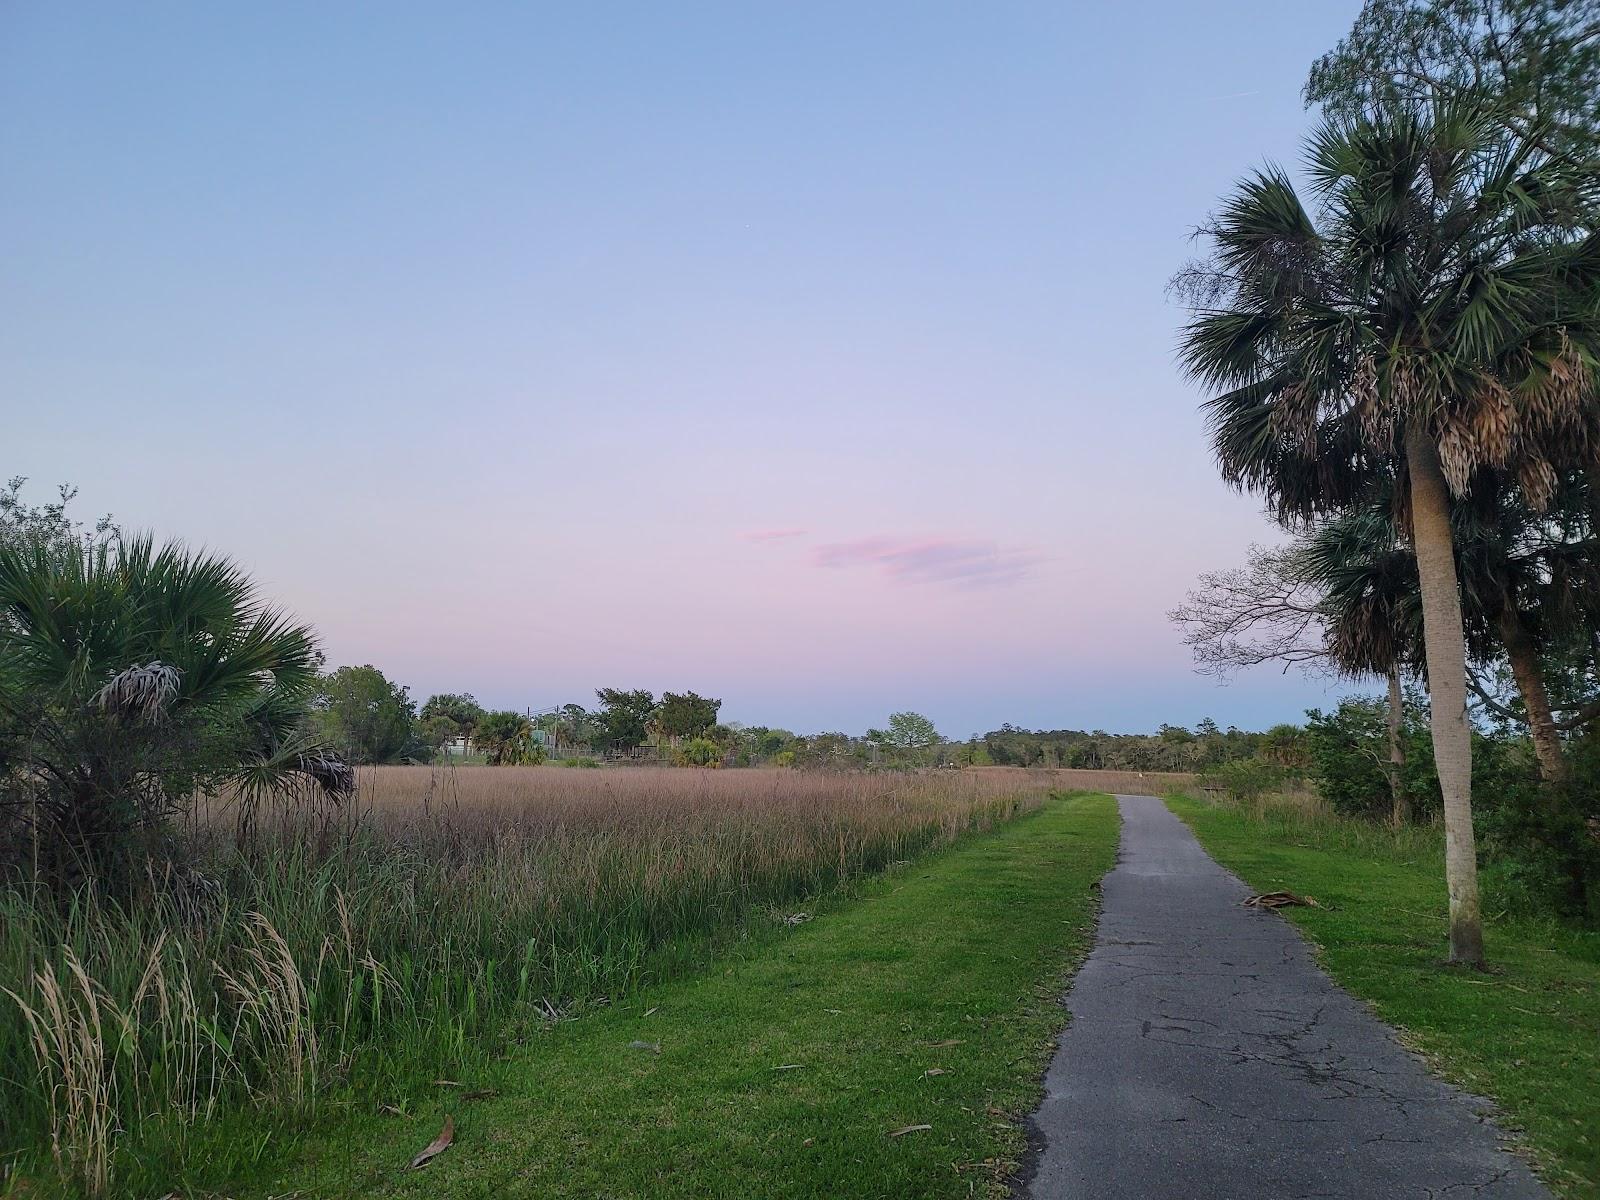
[409,1115,454,1169]
[924,1068,946,1077]
[925,1039,964,1048]
[433,1078,463,1087]
[888,1124,932,1138]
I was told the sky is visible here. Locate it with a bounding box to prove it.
[1,2,1368,737]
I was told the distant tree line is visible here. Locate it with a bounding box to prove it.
[972,720,1294,773]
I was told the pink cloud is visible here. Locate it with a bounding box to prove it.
[810,536,1041,588]
[742,528,809,543]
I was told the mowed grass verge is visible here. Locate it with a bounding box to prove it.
[215,792,1118,1199]
[1167,794,1600,1200]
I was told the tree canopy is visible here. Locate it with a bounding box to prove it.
[1307,0,1600,160]
[312,665,418,765]
[656,691,722,740]
[594,688,656,751]
[419,692,485,739]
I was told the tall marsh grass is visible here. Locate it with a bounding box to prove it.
[1015,767,1199,794]
[1,765,1057,1196]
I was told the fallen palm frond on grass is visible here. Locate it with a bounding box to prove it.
[1242,890,1322,909]
[1,765,1058,1197]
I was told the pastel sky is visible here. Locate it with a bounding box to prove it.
[2,2,1365,736]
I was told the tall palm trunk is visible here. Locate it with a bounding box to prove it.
[1385,665,1410,828]
[1405,427,1484,966]
[1498,609,1569,785]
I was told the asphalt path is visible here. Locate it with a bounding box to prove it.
[1023,794,1548,1200]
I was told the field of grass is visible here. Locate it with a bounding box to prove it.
[197,791,1118,1199]
[1168,793,1600,1199]
[971,766,1199,793]
[1,765,1064,1198]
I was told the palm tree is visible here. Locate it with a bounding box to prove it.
[0,534,347,882]
[1180,102,1599,965]
[474,710,535,766]
[1294,501,1419,826]
[1307,475,1600,788]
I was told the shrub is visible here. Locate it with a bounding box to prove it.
[1475,734,1600,922]
[308,666,416,765]
[675,737,723,767]
[1199,757,1283,806]
[0,535,347,885]
[1304,697,1436,821]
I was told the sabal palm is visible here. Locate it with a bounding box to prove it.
[1299,501,1418,677]
[1298,486,1516,682]
[0,534,343,879]
[1299,481,1579,804]
[1181,102,1600,964]
[475,711,535,766]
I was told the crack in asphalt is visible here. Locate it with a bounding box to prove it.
[1020,795,1548,1200]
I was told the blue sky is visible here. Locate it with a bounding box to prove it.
[2,2,1366,736]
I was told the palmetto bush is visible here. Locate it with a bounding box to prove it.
[0,534,347,884]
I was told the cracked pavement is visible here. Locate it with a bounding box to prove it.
[1023,795,1549,1199]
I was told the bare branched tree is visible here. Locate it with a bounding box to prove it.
[1169,544,1332,679]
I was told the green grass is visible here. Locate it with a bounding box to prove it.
[198,792,1118,1199]
[1167,794,1600,1200]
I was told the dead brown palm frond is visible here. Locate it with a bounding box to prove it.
[1436,415,1481,496]
[1243,890,1322,909]
[1538,329,1592,420]
[1352,353,1391,447]
[1517,454,1560,511]
[297,751,356,800]
[1465,377,1518,466]
[92,662,181,722]
[1268,380,1321,455]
